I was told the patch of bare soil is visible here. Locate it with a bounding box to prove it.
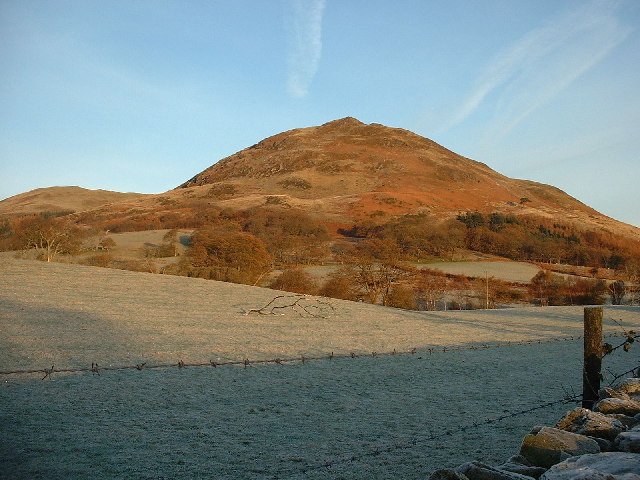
[1,258,638,371]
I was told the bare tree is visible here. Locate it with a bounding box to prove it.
[348,238,405,305]
[246,294,334,318]
[415,271,448,310]
[609,280,626,305]
[163,229,180,256]
[270,268,319,295]
[12,216,83,262]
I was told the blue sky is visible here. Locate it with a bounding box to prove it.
[1,0,639,227]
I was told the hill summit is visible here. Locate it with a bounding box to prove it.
[177,117,603,226]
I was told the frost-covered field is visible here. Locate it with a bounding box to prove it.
[1,342,637,480]
[418,260,541,283]
[1,258,639,479]
[2,259,638,371]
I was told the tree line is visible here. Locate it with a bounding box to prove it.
[1,207,638,309]
[267,236,632,310]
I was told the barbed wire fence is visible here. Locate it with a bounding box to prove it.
[277,313,637,478]
[601,316,640,385]
[272,393,582,479]
[1,334,608,480]
[1,303,638,479]
[0,332,628,381]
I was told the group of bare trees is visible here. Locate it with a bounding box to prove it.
[265,233,636,309]
[2,205,639,309]
[10,215,84,262]
[174,227,272,285]
[526,270,634,306]
[266,237,492,310]
[340,211,640,272]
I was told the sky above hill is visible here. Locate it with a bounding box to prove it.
[1,0,639,227]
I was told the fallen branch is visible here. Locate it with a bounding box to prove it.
[245,294,335,318]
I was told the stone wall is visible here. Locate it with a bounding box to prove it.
[429,378,640,480]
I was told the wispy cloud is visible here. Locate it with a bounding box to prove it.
[444,0,632,139]
[286,0,326,98]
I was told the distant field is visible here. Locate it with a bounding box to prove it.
[82,229,191,260]
[418,260,541,283]
[1,258,639,479]
[281,259,542,285]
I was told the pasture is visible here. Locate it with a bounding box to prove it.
[1,258,639,479]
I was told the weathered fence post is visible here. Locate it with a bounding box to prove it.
[582,306,603,409]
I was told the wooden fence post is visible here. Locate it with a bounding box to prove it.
[582,306,603,409]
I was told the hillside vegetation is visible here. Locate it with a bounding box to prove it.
[2,208,638,309]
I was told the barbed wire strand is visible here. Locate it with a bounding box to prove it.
[0,332,627,379]
[272,393,582,479]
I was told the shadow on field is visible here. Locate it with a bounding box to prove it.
[418,306,639,345]
[0,298,151,371]
[414,308,583,339]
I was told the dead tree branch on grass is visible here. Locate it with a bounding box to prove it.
[245,294,335,318]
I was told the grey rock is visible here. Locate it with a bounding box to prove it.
[456,461,536,480]
[598,387,632,401]
[429,469,470,480]
[589,437,613,452]
[500,455,534,467]
[594,398,640,417]
[520,426,600,469]
[612,378,640,396]
[556,408,625,440]
[540,452,640,480]
[499,455,547,479]
[610,414,640,429]
[615,430,640,453]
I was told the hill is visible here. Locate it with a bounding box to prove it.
[176,117,636,238]
[2,118,638,242]
[0,186,146,217]
[1,118,639,276]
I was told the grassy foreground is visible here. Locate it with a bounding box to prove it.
[1,258,639,479]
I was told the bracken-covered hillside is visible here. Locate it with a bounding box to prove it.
[178,117,602,223]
